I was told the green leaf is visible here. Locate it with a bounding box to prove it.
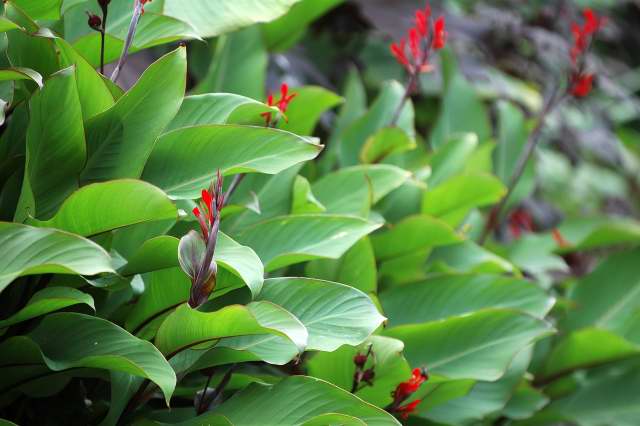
[292,175,326,214]
[311,164,411,216]
[371,215,461,261]
[155,302,306,358]
[0,67,42,87]
[0,223,114,293]
[428,241,516,274]
[203,376,400,425]
[0,313,176,403]
[381,274,554,328]
[0,17,21,33]
[236,214,380,271]
[340,80,414,166]
[305,237,377,293]
[15,67,85,221]
[166,94,274,131]
[541,328,639,382]
[161,0,303,38]
[142,125,322,199]
[557,218,640,252]
[422,173,506,226]
[360,127,416,164]
[548,367,640,426]
[502,383,550,420]
[120,236,182,276]
[277,86,343,136]
[262,0,343,51]
[427,133,478,187]
[28,180,177,237]
[307,335,411,407]
[0,287,94,329]
[11,0,62,20]
[193,26,267,99]
[81,47,186,182]
[257,277,385,351]
[384,309,553,381]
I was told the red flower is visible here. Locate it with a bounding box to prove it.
[508,208,534,239]
[140,0,152,14]
[432,16,446,49]
[393,368,428,403]
[353,353,368,368]
[389,2,445,74]
[192,170,224,241]
[396,399,421,419]
[261,83,297,125]
[86,13,102,31]
[568,8,603,99]
[570,73,594,98]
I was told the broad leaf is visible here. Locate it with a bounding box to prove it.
[427,133,478,187]
[0,223,114,293]
[277,86,343,136]
[28,180,177,237]
[142,125,322,199]
[235,214,381,271]
[0,287,94,329]
[360,127,416,164]
[0,67,42,87]
[384,309,553,381]
[257,277,385,351]
[81,47,186,182]
[0,313,176,403]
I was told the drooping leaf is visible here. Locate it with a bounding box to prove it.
[381,274,554,327]
[384,309,553,381]
[28,180,177,237]
[257,277,385,351]
[0,223,114,293]
[235,214,381,271]
[0,313,176,403]
[0,287,94,329]
[142,125,322,199]
[0,67,42,87]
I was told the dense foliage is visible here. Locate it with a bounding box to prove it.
[1,0,639,425]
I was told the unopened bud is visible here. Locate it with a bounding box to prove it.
[87,13,102,31]
[362,368,375,385]
[353,353,368,368]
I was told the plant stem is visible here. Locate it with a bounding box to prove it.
[196,372,214,415]
[110,0,143,82]
[390,71,418,126]
[99,8,108,75]
[478,86,564,245]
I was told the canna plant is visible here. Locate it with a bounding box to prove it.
[1,1,640,426]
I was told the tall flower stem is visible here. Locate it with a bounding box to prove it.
[478,86,565,245]
[110,0,143,82]
[390,71,419,126]
[99,8,108,75]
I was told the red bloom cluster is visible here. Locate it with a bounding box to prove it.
[390,367,428,418]
[396,399,421,420]
[261,83,297,126]
[568,8,604,98]
[192,170,224,241]
[390,4,446,74]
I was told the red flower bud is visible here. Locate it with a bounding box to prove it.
[396,399,421,419]
[87,13,102,31]
[353,353,368,368]
[571,73,594,98]
[362,368,375,385]
[432,16,446,49]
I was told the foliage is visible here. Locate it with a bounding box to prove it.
[0,0,639,425]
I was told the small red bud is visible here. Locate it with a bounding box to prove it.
[87,13,102,31]
[353,353,368,368]
[362,368,375,385]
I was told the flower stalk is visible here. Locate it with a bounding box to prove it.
[110,0,152,82]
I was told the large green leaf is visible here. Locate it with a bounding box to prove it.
[166,93,273,131]
[203,376,400,425]
[81,47,186,182]
[307,336,411,407]
[277,86,343,136]
[557,218,640,252]
[11,0,62,20]
[0,223,114,293]
[422,172,506,226]
[371,215,461,261]
[28,180,177,237]
[161,0,302,38]
[340,80,414,166]
[142,125,322,199]
[427,133,478,187]
[235,214,380,271]
[305,237,377,293]
[193,26,266,99]
[0,287,94,329]
[0,67,42,87]
[381,274,554,327]
[262,0,343,51]
[257,277,385,351]
[563,248,640,336]
[428,241,516,274]
[540,328,640,382]
[15,67,85,221]
[311,165,411,216]
[0,313,176,403]
[359,126,416,164]
[155,303,306,358]
[384,309,553,381]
